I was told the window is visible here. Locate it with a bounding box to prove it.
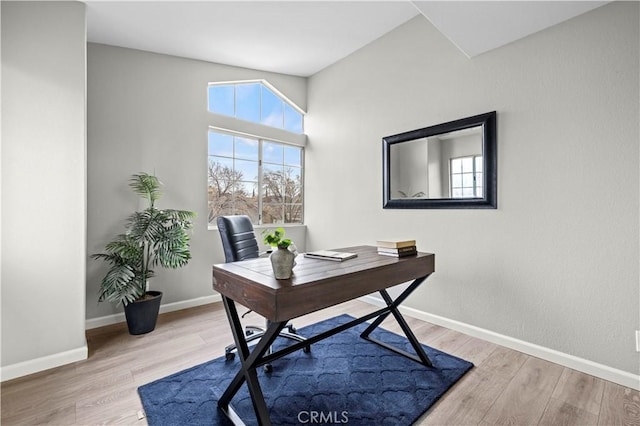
[450,155,483,198]
[208,130,303,225]
[207,80,305,226]
[208,81,303,134]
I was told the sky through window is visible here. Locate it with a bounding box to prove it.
[208,81,303,133]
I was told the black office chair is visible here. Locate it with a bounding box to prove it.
[216,215,309,371]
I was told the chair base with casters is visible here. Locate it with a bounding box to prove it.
[216,215,310,371]
[224,320,311,372]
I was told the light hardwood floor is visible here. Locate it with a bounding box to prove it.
[2,300,639,425]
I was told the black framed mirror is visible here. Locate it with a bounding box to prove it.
[383,111,497,209]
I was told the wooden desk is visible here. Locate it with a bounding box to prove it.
[212,245,435,425]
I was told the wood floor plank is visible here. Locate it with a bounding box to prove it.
[2,403,76,426]
[410,321,451,345]
[1,299,637,426]
[1,366,87,418]
[418,366,511,425]
[132,347,218,386]
[552,367,605,416]
[423,328,472,354]
[477,345,528,378]
[598,380,640,426]
[74,383,142,425]
[454,336,500,367]
[539,398,599,426]
[482,356,564,425]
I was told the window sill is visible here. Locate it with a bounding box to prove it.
[208,223,306,232]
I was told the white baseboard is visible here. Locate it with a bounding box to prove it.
[360,295,640,391]
[85,294,222,329]
[1,295,223,382]
[1,345,88,383]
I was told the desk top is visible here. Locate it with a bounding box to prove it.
[212,245,435,322]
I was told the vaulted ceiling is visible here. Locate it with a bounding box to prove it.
[86,1,609,77]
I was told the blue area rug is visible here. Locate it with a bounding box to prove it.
[138,314,473,425]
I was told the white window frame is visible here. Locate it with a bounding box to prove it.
[449,155,483,198]
[207,128,305,226]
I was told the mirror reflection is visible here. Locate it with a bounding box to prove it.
[383,111,497,209]
[390,127,483,200]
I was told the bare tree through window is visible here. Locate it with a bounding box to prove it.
[208,131,303,225]
[207,160,259,223]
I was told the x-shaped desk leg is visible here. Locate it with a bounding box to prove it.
[218,274,433,425]
[360,275,433,367]
[218,296,285,426]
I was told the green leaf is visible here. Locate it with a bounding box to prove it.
[129,173,162,207]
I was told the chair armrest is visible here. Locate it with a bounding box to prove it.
[259,250,272,258]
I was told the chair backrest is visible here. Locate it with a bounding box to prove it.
[216,215,260,263]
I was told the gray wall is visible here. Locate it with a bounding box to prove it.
[87,43,307,320]
[305,2,639,375]
[1,2,87,373]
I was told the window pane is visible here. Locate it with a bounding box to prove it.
[262,204,283,224]
[452,188,463,198]
[261,86,284,128]
[208,131,233,157]
[226,180,258,223]
[236,83,260,122]
[263,141,284,164]
[284,103,303,133]
[240,209,259,224]
[462,187,475,197]
[208,85,234,116]
[234,136,258,161]
[284,167,302,204]
[475,156,483,173]
[235,159,259,181]
[263,163,284,175]
[462,173,474,187]
[451,158,462,174]
[209,199,234,223]
[476,187,483,197]
[451,174,462,188]
[476,172,483,187]
[284,204,303,223]
[208,158,235,222]
[234,196,259,223]
[462,157,473,173]
[284,146,302,167]
[235,181,258,214]
[209,157,234,173]
[208,158,235,195]
[263,163,284,203]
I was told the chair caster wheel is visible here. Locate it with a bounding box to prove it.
[225,352,235,361]
[245,330,254,336]
[303,345,311,353]
[264,364,273,373]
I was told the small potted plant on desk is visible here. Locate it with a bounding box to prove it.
[92,173,195,335]
[263,227,296,279]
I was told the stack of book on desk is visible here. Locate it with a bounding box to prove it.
[376,239,417,257]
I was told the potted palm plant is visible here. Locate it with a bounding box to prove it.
[92,173,196,335]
